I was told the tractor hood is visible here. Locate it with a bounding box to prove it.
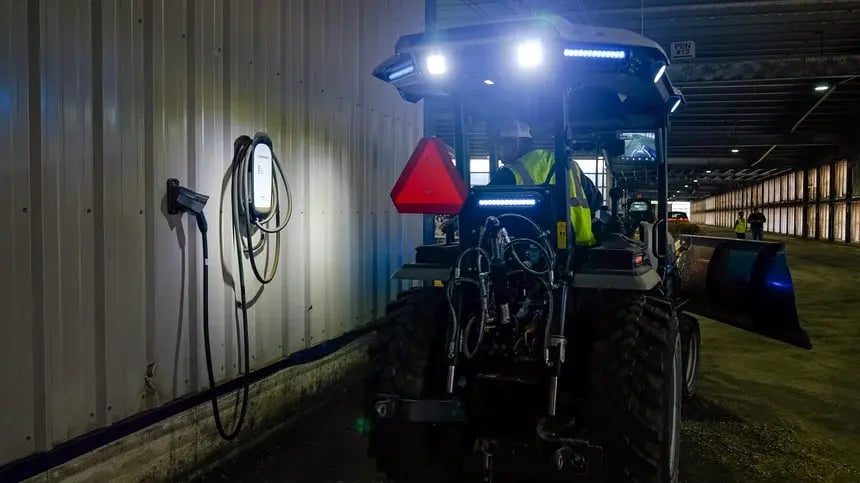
[676,236,812,350]
[373,17,684,124]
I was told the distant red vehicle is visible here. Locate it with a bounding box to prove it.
[669,211,689,223]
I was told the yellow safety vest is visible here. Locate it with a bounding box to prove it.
[502,150,596,246]
[735,218,747,234]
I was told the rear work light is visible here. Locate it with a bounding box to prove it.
[477,199,537,207]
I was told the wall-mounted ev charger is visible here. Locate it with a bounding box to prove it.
[250,133,274,219]
[165,131,292,441]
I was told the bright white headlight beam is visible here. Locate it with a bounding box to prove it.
[516,40,543,68]
[425,54,447,75]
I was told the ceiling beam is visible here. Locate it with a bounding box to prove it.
[667,157,747,167]
[581,0,860,15]
[669,54,860,83]
[669,133,841,147]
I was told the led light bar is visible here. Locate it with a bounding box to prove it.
[563,48,626,59]
[478,199,537,207]
[670,98,682,113]
[653,64,667,83]
[388,64,415,81]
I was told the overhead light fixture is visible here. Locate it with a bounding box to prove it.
[693,179,698,183]
[483,79,495,85]
[425,54,447,75]
[706,170,712,174]
[516,40,544,68]
[684,184,689,188]
[653,63,667,83]
[563,48,626,59]
[814,83,830,92]
[670,98,682,113]
[731,148,739,153]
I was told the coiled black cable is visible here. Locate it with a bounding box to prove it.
[199,135,291,440]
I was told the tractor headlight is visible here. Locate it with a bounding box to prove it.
[516,40,543,68]
[425,53,448,75]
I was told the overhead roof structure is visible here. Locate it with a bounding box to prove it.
[431,0,860,198]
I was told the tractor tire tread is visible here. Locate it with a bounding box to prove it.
[588,293,680,483]
[364,287,464,483]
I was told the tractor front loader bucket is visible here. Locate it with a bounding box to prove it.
[675,235,812,349]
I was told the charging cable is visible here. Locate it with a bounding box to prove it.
[230,134,292,284]
[166,132,292,441]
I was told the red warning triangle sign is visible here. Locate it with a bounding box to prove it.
[390,137,469,214]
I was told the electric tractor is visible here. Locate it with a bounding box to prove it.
[365,17,812,482]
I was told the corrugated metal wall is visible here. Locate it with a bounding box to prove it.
[691,157,858,243]
[0,0,424,465]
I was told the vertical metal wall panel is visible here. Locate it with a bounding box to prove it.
[40,0,99,445]
[852,204,860,243]
[0,0,423,466]
[0,0,37,462]
[835,202,846,241]
[277,0,311,356]
[194,0,231,381]
[101,0,148,424]
[149,0,195,398]
[818,204,830,239]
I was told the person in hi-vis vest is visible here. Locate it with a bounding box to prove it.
[489,120,601,246]
[734,211,748,239]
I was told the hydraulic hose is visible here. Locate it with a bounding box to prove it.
[504,238,554,276]
[497,213,555,264]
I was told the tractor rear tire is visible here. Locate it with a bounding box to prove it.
[680,313,701,398]
[364,287,467,482]
[588,294,682,483]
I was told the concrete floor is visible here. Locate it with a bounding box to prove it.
[198,228,860,483]
[196,381,379,483]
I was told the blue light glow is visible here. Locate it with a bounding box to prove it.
[478,199,537,207]
[767,278,793,289]
[388,64,415,81]
[563,48,626,59]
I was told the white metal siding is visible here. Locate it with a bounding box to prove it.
[0,0,423,465]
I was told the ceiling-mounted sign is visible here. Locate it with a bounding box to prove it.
[670,41,696,60]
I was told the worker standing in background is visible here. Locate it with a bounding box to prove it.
[734,210,748,239]
[489,120,601,246]
[748,208,766,241]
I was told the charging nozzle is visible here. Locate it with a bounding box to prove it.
[167,178,210,233]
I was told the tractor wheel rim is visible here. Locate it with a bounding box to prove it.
[685,330,698,384]
[669,333,682,477]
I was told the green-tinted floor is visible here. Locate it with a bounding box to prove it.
[681,227,860,482]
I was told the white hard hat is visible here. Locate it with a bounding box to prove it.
[501,120,532,139]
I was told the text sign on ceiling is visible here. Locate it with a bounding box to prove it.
[670,41,696,60]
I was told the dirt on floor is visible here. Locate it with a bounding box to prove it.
[199,228,860,483]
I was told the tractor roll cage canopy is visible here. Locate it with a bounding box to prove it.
[373,16,685,130]
[374,17,684,269]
